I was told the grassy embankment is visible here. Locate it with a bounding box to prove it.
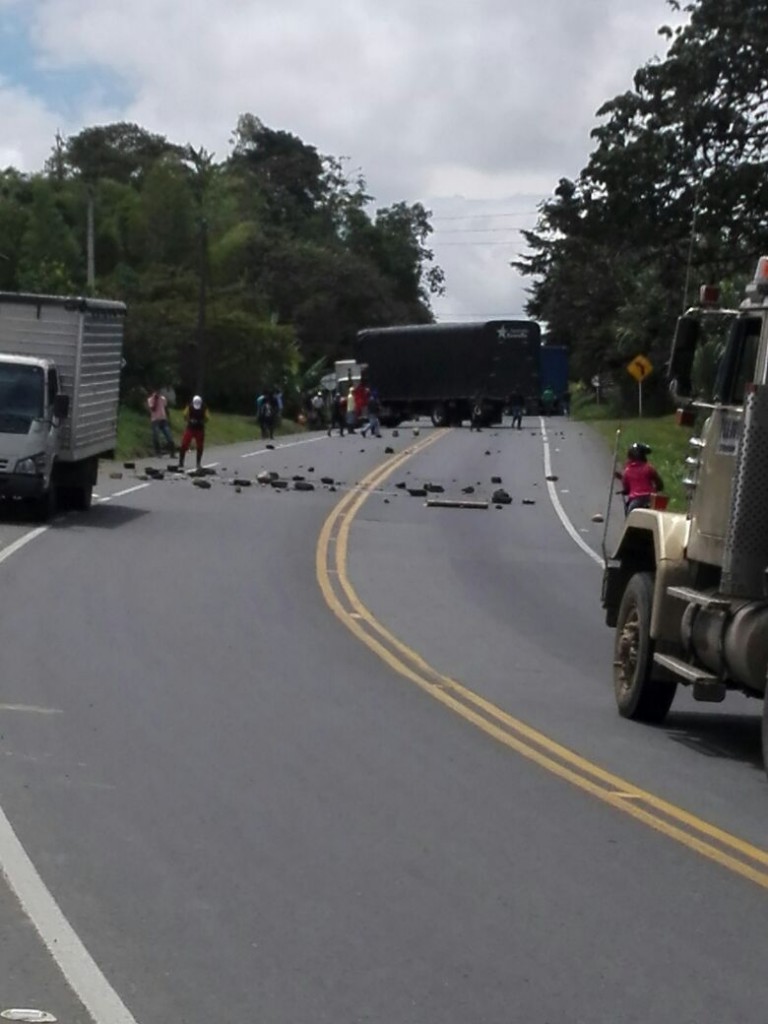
[572,391,695,512]
[116,406,304,461]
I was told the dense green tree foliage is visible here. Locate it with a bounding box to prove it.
[515,0,768,409]
[3,116,443,410]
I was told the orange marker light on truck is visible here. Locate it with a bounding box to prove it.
[753,256,768,291]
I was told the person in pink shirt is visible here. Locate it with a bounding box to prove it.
[147,387,175,457]
[617,443,664,514]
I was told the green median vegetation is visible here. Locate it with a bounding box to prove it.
[116,405,304,461]
[572,390,695,512]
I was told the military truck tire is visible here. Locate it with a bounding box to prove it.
[613,571,677,723]
[430,404,449,428]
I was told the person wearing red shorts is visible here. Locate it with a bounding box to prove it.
[179,395,209,471]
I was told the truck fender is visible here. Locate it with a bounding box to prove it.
[603,510,690,641]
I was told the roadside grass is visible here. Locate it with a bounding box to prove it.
[573,392,694,512]
[116,406,304,460]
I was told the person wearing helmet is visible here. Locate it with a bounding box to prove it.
[178,395,209,471]
[616,442,664,514]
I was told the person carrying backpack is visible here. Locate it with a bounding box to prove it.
[259,392,276,440]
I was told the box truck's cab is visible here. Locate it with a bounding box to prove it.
[0,354,70,513]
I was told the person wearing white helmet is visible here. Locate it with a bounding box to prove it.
[178,394,209,471]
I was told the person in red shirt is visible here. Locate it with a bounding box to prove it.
[617,443,664,514]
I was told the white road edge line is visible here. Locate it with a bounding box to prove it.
[0,527,49,566]
[540,417,604,568]
[241,435,328,458]
[0,802,138,1024]
[97,483,151,503]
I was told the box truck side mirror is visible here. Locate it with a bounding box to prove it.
[53,393,70,419]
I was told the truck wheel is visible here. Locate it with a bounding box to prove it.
[33,487,57,523]
[761,698,768,777]
[613,571,677,723]
[71,484,93,511]
[430,404,449,428]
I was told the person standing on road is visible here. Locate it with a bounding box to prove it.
[327,390,347,437]
[179,395,209,471]
[147,387,175,457]
[361,389,382,438]
[470,394,483,431]
[258,391,277,440]
[346,384,357,433]
[617,443,664,514]
[510,391,524,430]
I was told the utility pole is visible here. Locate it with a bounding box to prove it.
[86,186,95,291]
[682,183,701,313]
[196,217,208,394]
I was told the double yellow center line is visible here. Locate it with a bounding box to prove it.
[316,434,768,890]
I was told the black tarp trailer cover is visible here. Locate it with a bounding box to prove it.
[356,320,541,406]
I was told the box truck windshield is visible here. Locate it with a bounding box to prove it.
[0,362,44,432]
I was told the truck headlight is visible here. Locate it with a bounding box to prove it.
[14,453,46,475]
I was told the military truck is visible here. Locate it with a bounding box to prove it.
[0,292,126,518]
[602,257,768,773]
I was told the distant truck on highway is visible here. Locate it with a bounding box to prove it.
[538,345,569,414]
[355,320,542,427]
[0,292,126,518]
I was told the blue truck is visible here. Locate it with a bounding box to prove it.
[536,344,569,414]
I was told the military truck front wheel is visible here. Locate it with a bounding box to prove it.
[613,571,677,724]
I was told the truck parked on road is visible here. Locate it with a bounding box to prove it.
[538,345,569,414]
[0,292,126,519]
[601,257,768,774]
[355,320,541,427]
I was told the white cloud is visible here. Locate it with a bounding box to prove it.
[6,0,682,319]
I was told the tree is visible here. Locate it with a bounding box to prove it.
[516,0,768,396]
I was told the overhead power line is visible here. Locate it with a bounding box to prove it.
[430,210,540,221]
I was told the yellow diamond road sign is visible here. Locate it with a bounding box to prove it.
[627,354,653,382]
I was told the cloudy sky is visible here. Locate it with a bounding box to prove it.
[0,0,683,322]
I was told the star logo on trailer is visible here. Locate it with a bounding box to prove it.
[627,354,653,382]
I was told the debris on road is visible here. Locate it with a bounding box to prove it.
[522,498,536,505]
[424,483,444,493]
[491,488,512,505]
[591,513,604,523]
[491,475,502,484]
[193,478,212,489]
[270,479,289,489]
[426,498,489,510]
[293,481,315,491]
[408,487,428,497]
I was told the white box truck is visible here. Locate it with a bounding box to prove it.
[0,292,126,518]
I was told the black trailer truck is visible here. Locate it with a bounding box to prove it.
[355,320,541,426]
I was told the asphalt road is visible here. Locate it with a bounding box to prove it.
[0,419,767,1024]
